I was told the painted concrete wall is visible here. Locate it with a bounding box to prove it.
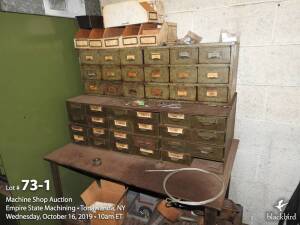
[164,0,300,224]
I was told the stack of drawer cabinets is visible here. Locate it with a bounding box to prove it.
[80,42,239,104]
[66,94,236,165]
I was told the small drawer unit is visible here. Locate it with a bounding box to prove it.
[161,138,187,152]
[198,64,229,84]
[144,47,170,64]
[69,123,89,145]
[98,49,120,65]
[120,47,143,65]
[144,66,169,83]
[198,85,229,103]
[88,127,109,139]
[99,81,123,96]
[190,129,225,145]
[90,137,110,149]
[87,115,107,128]
[122,66,144,82]
[190,116,226,131]
[133,120,159,136]
[170,46,198,64]
[84,80,100,95]
[188,143,225,162]
[79,50,99,64]
[199,46,231,64]
[86,104,106,116]
[66,102,86,123]
[145,83,169,99]
[161,150,192,165]
[132,111,160,124]
[170,66,197,83]
[169,84,197,101]
[161,112,190,127]
[132,135,160,159]
[102,65,122,81]
[110,118,134,132]
[111,131,133,154]
[81,65,101,80]
[160,125,190,140]
[123,82,145,98]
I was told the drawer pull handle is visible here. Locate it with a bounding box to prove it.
[199,121,217,126]
[114,131,127,139]
[177,89,188,97]
[88,84,98,91]
[168,152,184,160]
[71,126,83,132]
[198,132,216,140]
[206,89,218,97]
[89,105,102,112]
[151,53,161,60]
[168,113,185,120]
[126,55,136,61]
[151,88,162,96]
[207,72,219,79]
[151,70,161,78]
[127,71,137,78]
[137,112,152,118]
[167,127,183,135]
[104,55,113,61]
[92,128,105,135]
[73,135,84,142]
[91,117,104,123]
[208,52,221,59]
[177,72,189,79]
[138,123,153,130]
[114,120,127,127]
[178,51,190,58]
[116,142,128,150]
[87,72,96,78]
[200,150,210,154]
[106,71,115,77]
[140,148,154,155]
[85,56,94,61]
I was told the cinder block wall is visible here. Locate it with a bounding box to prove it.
[164,0,300,224]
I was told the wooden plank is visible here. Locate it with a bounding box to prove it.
[45,140,239,210]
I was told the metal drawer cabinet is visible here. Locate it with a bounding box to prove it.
[123,82,145,98]
[190,116,227,131]
[79,49,99,64]
[102,66,122,81]
[98,49,120,65]
[170,66,197,83]
[190,129,225,145]
[198,64,229,84]
[198,85,229,103]
[132,135,160,159]
[144,47,170,64]
[120,47,143,65]
[169,84,197,101]
[188,143,225,162]
[122,66,144,82]
[161,112,190,127]
[81,65,101,80]
[161,150,192,165]
[170,46,198,64]
[144,66,169,83]
[199,46,231,64]
[145,83,169,99]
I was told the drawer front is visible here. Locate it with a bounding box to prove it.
[161,150,192,165]
[191,129,225,145]
[161,112,190,127]
[108,108,131,118]
[170,47,198,64]
[79,50,98,64]
[122,66,144,82]
[199,46,231,64]
[144,47,169,64]
[145,84,169,99]
[198,65,229,84]
[132,111,160,124]
[87,115,107,128]
[111,139,132,154]
[133,135,159,150]
[99,82,123,96]
[99,49,120,65]
[67,102,85,123]
[81,65,101,80]
[71,133,88,145]
[90,137,110,149]
[144,66,169,83]
[102,66,122,81]
[84,80,100,94]
[120,48,143,65]
[161,138,187,152]
[111,130,132,142]
[160,125,190,140]
[188,143,225,161]
[69,124,88,136]
[191,116,226,131]
[198,85,228,103]
[111,118,133,132]
[86,104,106,116]
[88,127,108,139]
[170,85,197,101]
[170,66,197,83]
[123,82,145,98]
[133,121,159,136]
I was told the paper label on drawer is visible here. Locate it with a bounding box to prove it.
[207,72,219,78]
[85,56,94,61]
[127,71,137,77]
[90,105,102,112]
[114,131,127,139]
[168,152,184,160]
[114,120,127,127]
[105,39,119,47]
[140,148,154,155]
[74,135,84,141]
[151,70,161,78]
[177,89,188,97]
[177,72,189,78]
[71,126,83,132]
[116,142,128,150]
[106,71,115,77]
[89,40,102,47]
[138,123,153,130]
[148,12,158,20]
[88,84,98,91]
[151,53,161,60]
[123,37,138,45]
[75,40,88,47]
[168,113,185,120]
[126,55,136,61]
[93,128,105,135]
[104,55,113,61]
[206,89,218,97]
[140,36,156,44]
[167,127,183,134]
[151,88,162,96]
[91,117,104,123]
[137,111,152,118]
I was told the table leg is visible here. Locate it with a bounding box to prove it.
[204,208,218,225]
[225,177,231,198]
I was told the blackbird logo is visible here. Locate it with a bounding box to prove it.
[274,200,288,212]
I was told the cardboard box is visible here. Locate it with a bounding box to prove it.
[74,29,91,49]
[81,180,127,225]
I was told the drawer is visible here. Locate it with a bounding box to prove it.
[108,108,131,118]
[145,83,169,99]
[161,150,192,165]
[110,118,133,132]
[133,121,159,136]
[71,133,88,145]
[144,47,169,64]
[84,80,100,95]
[188,143,225,161]
[79,50,99,64]
[88,127,109,139]
[131,111,160,124]
[191,129,225,145]
[99,82,123,96]
[99,49,120,65]
[111,139,133,154]
[170,66,197,83]
[102,66,122,81]
[120,47,143,65]
[198,85,229,103]
[170,84,197,101]
[66,102,86,123]
[87,115,108,128]
[81,65,101,80]
[69,123,88,136]
[198,65,229,84]
[123,82,145,98]
[90,137,110,149]
[160,125,190,140]
[161,112,190,127]
[161,138,187,152]
[111,130,132,142]
[133,135,160,159]
[86,104,106,116]
[122,66,144,82]
[144,66,169,83]
[190,116,226,131]
[199,46,231,64]
[170,46,198,64]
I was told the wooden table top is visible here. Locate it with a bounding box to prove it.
[44,140,239,210]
